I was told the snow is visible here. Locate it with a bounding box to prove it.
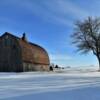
[0,67,100,100]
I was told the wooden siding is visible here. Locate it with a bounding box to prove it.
[0,34,23,72]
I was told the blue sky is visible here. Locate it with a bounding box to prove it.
[0,0,99,67]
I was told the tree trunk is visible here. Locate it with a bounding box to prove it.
[98,59,100,71]
[97,55,100,71]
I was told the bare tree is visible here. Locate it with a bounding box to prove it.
[72,17,100,71]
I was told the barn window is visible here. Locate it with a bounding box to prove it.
[4,36,11,46]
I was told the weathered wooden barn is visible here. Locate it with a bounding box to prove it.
[0,32,50,72]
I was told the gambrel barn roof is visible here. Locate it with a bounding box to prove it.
[1,32,50,65]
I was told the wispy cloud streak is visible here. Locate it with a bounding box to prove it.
[50,54,72,61]
[2,0,89,27]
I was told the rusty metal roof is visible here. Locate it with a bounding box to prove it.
[1,32,50,65]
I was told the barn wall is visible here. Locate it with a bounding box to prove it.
[0,34,23,72]
[23,62,49,71]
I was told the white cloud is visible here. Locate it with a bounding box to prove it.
[43,0,89,18]
[49,53,72,67]
[5,0,89,27]
[49,54,73,67]
[29,0,89,26]
[50,54,72,61]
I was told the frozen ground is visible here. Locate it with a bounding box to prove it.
[0,67,100,100]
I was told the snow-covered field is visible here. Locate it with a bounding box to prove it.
[1,67,100,100]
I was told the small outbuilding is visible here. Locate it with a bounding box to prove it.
[0,32,50,72]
